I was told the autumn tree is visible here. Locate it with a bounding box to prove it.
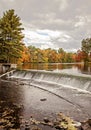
[18,46,30,64]
[75,50,83,62]
[58,48,66,62]
[81,38,91,63]
[28,46,37,62]
[66,52,75,63]
[45,48,58,63]
[0,9,24,63]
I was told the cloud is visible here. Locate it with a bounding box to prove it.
[23,27,74,51]
[1,0,14,2]
[74,16,86,27]
[59,0,68,11]
[0,0,91,52]
[23,28,51,47]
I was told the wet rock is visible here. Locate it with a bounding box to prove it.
[30,117,40,125]
[41,121,53,127]
[40,98,47,101]
[19,82,25,85]
[81,119,91,130]
[43,117,50,123]
[87,119,91,126]
[25,125,30,130]
[73,121,82,129]
[55,125,66,130]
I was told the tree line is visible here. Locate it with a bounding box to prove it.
[19,45,91,64]
[0,9,91,64]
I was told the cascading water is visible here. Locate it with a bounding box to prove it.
[6,69,91,93]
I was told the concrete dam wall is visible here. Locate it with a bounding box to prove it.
[6,69,91,93]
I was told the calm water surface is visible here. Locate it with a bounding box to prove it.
[20,63,91,75]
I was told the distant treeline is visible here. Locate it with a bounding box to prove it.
[17,45,91,64]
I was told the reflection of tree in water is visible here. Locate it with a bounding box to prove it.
[72,63,91,74]
[83,64,91,74]
[21,62,91,75]
[79,63,91,74]
[0,80,24,103]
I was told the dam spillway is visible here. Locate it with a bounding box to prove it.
[7,69,91,93]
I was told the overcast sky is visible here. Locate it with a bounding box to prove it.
[0,0,91,51]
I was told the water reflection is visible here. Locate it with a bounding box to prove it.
[20,63,91,75]
[0,80,24,104]
[0,81,24,129]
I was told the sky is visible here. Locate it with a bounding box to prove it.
[0,0,91,52]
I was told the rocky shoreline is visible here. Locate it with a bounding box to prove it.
[0,100,91,130]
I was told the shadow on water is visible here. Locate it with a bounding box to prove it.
[0,81,24,129]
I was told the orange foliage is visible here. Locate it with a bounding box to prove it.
[17,46,30,64]
[75,50,84,62]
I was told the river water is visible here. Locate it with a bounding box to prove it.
[0,63,91,129]
[20,62,91,75]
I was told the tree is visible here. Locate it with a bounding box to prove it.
[0,9,24,63]
[66,52,75,63]
[28,45,37,62]
[58,48,66,62]
[75,50,83,62]
[45,48,58,63]
[81,38,91,63]
[18,46,30,64]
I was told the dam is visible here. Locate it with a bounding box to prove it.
[0,69,91,125]
[7,69,91,92]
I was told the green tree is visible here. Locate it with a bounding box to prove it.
[0,9,24,63]
[66,52,74,63]
[81,38,91,63]
[58,48,66,62]
[28,46,37,62]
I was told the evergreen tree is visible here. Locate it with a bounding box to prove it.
[0,9,24,63]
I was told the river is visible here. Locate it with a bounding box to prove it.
[20,62,91,75]
[0,63,91,130]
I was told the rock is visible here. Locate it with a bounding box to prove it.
[55,125,66,130]
[30,117,40,125]
[73,121,82,127]
[25,121,30,130]
[81,119,91,130]
[19,82,25,85]
[25,126,30,130]
[87,119,91,126]
[31,126,42,130]
[40,98,47,101]
[43,117,50,123]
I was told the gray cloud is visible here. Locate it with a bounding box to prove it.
[0,0,91,51]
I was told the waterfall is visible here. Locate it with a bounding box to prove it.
[7,70,91,92]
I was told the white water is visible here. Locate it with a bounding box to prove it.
[6,70,91,93]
